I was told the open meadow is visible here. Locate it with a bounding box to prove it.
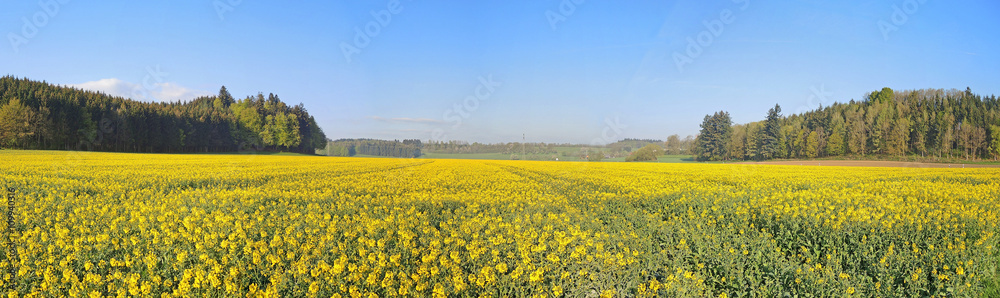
[1,150,999,297]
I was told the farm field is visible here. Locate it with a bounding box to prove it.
[1,150,999,297]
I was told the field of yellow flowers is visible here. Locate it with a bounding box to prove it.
[1,150,999,297]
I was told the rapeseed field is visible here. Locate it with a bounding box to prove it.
[1,150,997,297]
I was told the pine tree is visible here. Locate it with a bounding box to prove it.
[694,111,732,161]
[760,104,782,159]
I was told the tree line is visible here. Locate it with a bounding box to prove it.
[607,138,661,154]
[321,140,564,159]
[608,137,696,156]
[423,140,559,155]
[694,87,1000,161]
[0,76,326,153]
[320,139,422,158]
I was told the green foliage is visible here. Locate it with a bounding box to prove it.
[0,77,325,153]
[760,104,782,159]
[665,134,682,155]
[625,144,660,162]
[984,255,1000,297]
[827,115,846,156]
[728,124,747,160]
[0,98,37,148]
[805,130,819,158]
[869,87,895,104]
[263,112,301,148]
[845,105,867,155]
[694,111,732,161]
[322,144,352,156]
[608,138,663,153]
[700,88,1000,161]
[424,140,558,155]
[323,139,422,158]
[745,122,762,160]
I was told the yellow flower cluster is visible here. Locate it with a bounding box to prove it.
[0,150,997,297]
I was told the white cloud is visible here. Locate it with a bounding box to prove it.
[67,78,212,102]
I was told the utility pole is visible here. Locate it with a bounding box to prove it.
[522,133,525,159]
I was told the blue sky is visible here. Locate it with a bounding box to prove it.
[2,1,998,144]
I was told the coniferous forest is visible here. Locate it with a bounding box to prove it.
[694,87,1000,161]
[0,76,326,154]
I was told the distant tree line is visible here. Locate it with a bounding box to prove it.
[694,87,1000,161]
[423,140,558,155]
[607,138,661,153]
[321,139,422,158]
[0,76,326,153]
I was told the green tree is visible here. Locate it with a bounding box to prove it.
[794,128,807,158]
[276,112,301,148]
[218,86,235,106]
[866,104,885,154]
[961,125,987,160]
[973,126,987,159]
[745,122,762,160]
[845,106,866,155]
[938,113,955,158]
[261,114,277,146]
[887,117,909,156]
[826,115,846,156]
[910,110,928,156]
[760,104,782,159]
[0,77,325,153]
[778,121,798,159]
[626,144,661,162]
[694,111,732,161]
[0,98,37,148]
[728,124,747,160]
[869,87,895,104]
[665,134,681,155]
[304,116,327,153]
[805,130,819,158]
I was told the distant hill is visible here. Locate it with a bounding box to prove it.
[0,76,326,154]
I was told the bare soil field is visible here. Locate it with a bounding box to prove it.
[732,160,1000,168]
